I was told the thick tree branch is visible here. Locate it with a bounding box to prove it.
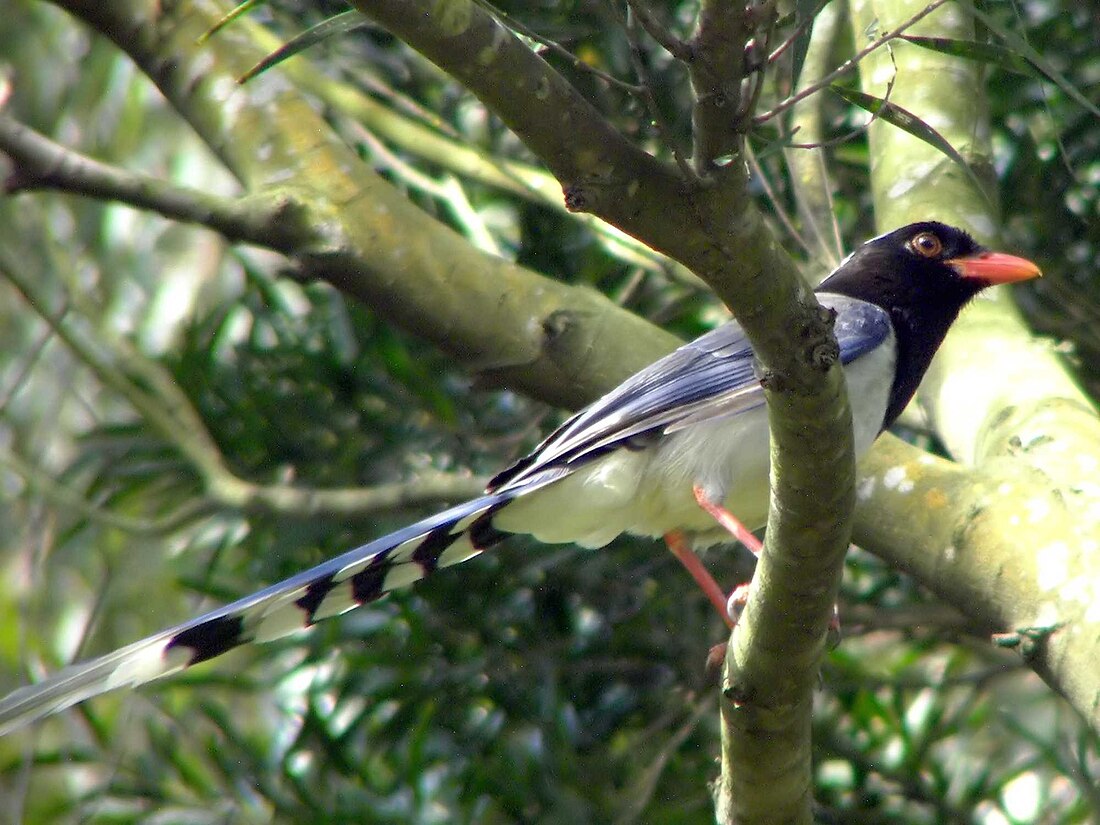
[51,0,681,411]
[851,0,1100,729]
[855,435,1100,729]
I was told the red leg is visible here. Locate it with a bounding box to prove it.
[696,487,845,635]
[686,486,845,648]
[663,489,763,629]
[664,531,734,628]
[692,485,762,556]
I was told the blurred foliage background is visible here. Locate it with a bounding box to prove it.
[0,1,1098,823]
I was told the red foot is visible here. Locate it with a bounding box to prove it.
[726,582,751,625]
[670,486,846,650]
[705,642,727,683]
[663,488,765,628]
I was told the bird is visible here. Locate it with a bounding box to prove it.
[0,221,1040,735]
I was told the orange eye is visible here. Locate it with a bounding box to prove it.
[909,232,943,258]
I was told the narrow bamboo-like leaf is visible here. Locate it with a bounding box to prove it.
[238,11,371,85]
[830,85,988,199]
[197,0,268,45]
[790,0,826,89]
[958,1,1100,119]
[900,35,1037,76]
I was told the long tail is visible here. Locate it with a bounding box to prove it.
[0,490,524,736]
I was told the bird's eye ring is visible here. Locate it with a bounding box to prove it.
[908,232,943,258]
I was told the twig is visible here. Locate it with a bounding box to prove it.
[784,45,898,149]
[0,115,308,250]
[216,470,490,518]
[753,0,949,124]
[624,6,697,180]
[779,0,846,271]
[2,247,491,522]
[734,10,775,132]
[613,694,716,824]
[349,123,504,256]
[765,0,834,67]
[0,248,233,483]
[471,0,645,93]
[744,142,810,257]
[625,0,692,61]
[0,302,66,412]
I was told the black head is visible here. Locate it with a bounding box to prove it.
[818,221,1041,429]
[820,221,1039,311]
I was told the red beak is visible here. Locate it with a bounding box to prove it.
[948,251,1042,284]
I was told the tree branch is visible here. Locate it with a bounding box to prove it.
[625,0,692,61]
[754,0,949,125]
[4,1,1094,817]
[338,6,860,822]
[51,0,682,411]
[854,435,1100,729]
[242,16,706,289]
[212,469,489,519]
[686,1,762,170]
[850,0,1100,730]
[0,444,211,535]
[0,113,311,250]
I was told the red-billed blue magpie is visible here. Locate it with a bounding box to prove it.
[0,222,1040,733]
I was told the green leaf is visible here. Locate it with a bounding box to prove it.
[899,35,1037,76]
[197,0,268,45]
[790,0,827,90]
[957,1,1100,120]
[238,10,372,84]
[829,84,989,200]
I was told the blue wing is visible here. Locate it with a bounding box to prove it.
[491,293,891,491]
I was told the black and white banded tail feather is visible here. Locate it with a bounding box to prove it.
[0,488,534,736]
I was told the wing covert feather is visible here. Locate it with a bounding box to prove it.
[491,294,890,489]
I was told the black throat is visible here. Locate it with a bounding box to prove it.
[818,243,987,431]
[874,300,972,429]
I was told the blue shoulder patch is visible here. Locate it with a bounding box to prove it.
[825,295,892,366]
